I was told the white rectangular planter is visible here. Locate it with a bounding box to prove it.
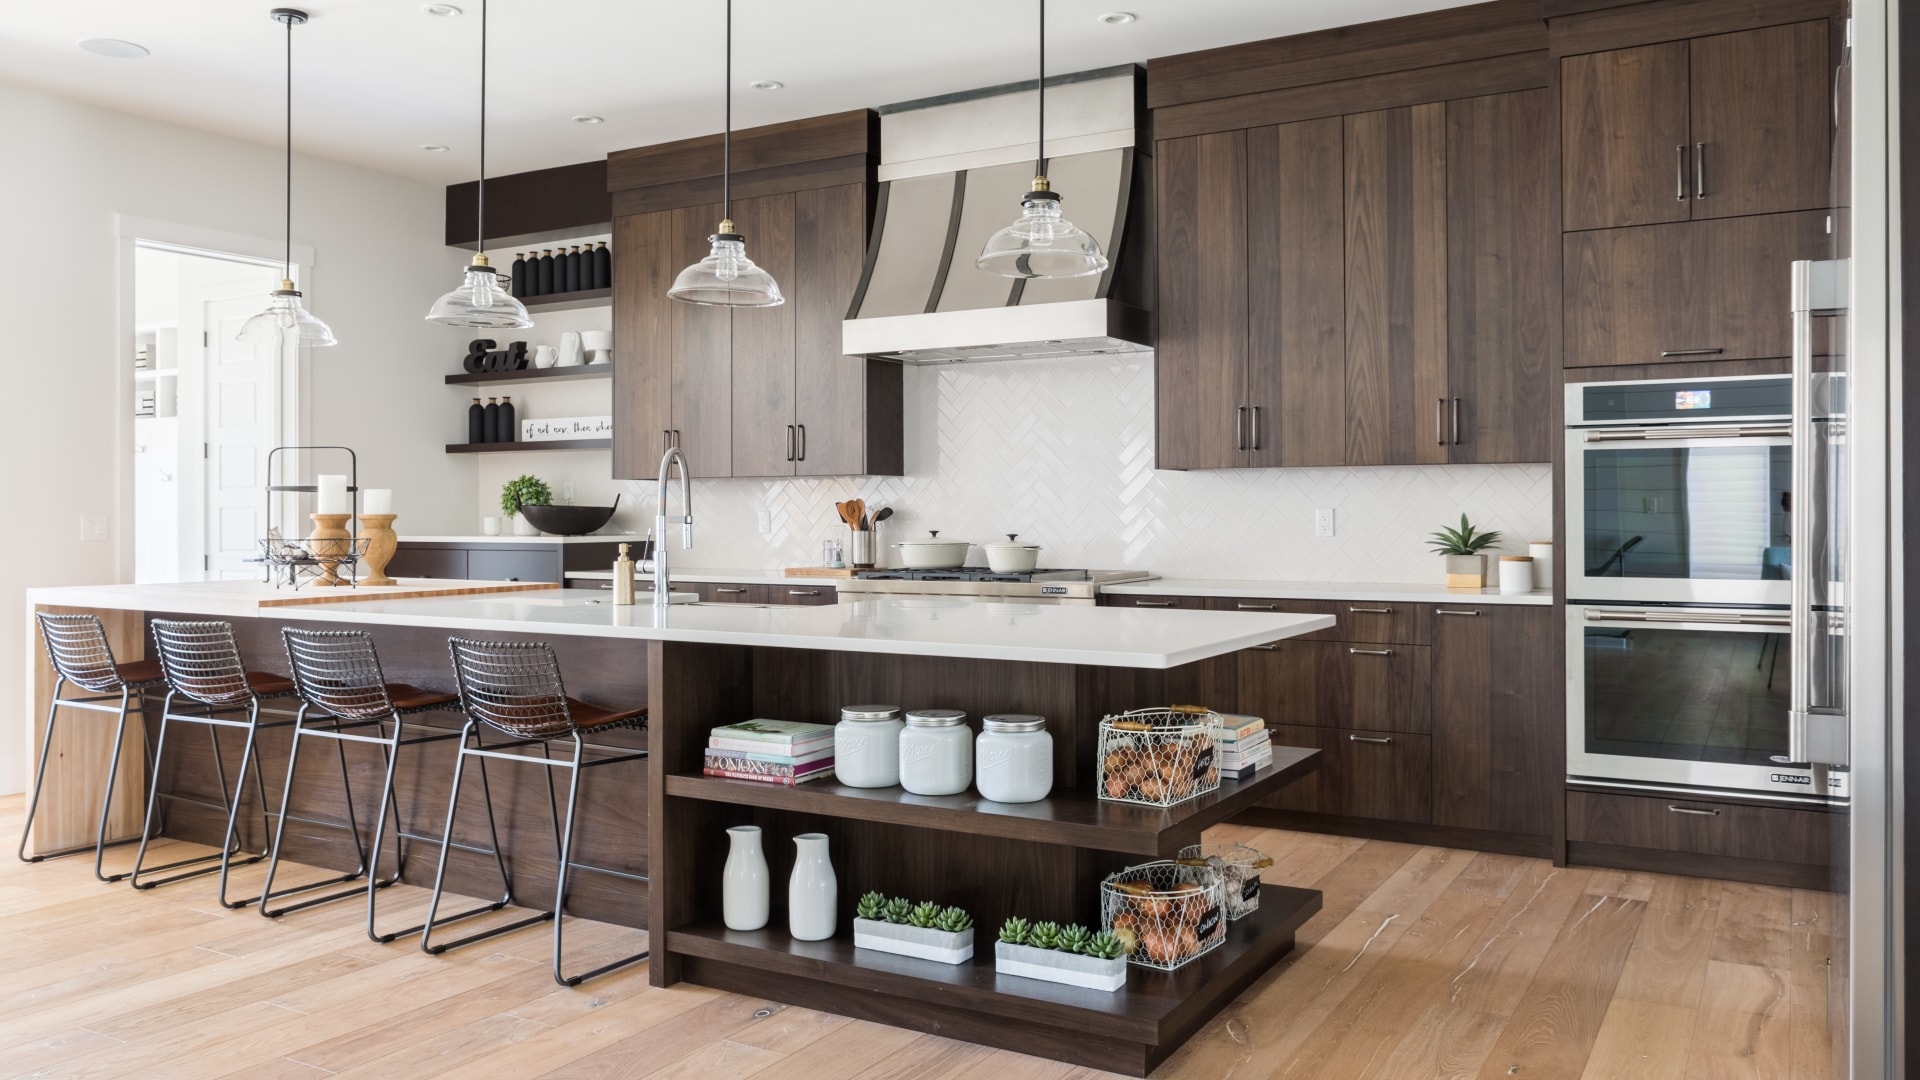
[852,919,974,964]
[993,940,1129,992]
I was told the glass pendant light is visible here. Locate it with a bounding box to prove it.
[426,0,532,329]
[977,0,1109,279]
[238,9,336,347]
[668,0,784,307]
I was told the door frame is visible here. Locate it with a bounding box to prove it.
[115,216,315,584]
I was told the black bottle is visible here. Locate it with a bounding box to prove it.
[482,397,500,443]
[592,241,611,290]
[498,396,517,443]
[535,249,555,295]
[563,246,582,293]
[510,253,528,296]
[467,397,485,444]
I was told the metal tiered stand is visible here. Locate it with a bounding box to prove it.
[256,446,370,590]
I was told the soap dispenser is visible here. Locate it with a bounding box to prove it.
[612,543,637,606]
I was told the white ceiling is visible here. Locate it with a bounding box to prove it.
[0,0,1468,185]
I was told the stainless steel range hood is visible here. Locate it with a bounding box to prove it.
[842,67,1152,365]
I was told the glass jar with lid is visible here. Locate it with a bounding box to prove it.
[975,714,1053,803]
[899,709,972,796]
[835,705,904,788]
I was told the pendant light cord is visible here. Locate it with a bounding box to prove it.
[1037,0,1045,174]
[283,15,292,283]
[477,0,487,259]
[723,0,732,223]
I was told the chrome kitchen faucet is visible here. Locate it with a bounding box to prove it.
[652,446,692,612]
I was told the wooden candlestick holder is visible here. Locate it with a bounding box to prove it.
[307,513,353,587]
[359,513,398,586]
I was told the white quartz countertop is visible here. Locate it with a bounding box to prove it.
[25,579,551,619]
[1103,578,1554,606]
[401,535,645,545]
[28,584,1333,669]
[565,567,818,586]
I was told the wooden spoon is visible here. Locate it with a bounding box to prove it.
[848,499,866,531]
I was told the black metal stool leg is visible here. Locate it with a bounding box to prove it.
[421,723,548,956]
[91,687,144,882]
[214,703,267,910]
[129,697,230,889]
[17,678,66,864]
[551,734,648,987]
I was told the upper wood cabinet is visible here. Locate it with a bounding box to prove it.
[1155,131,1248,472]
[612,212,674,481]
[1562,21,1832,232]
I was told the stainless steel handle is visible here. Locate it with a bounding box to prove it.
[1694,142,1705,199]
[1659,347,1726,357]
[1667,804,1720,817]
[1585,608,1791,627]
[1676,144,1688,201]
[1236,406,1248,451]
[1348,647,1395,656]
[1450,398,1462,445]
[785,425,795,462]
[1435,608,1482,616]
[1582,423,1787,442]
[1249,643,1279,651]
[1349,735,1394,745]
[1250,406,1263,451]
[787,589,822,596]
[1435,398,1447,446]
[713,587,749,595]
[1348,606,1393,614]
[1131,600,1176,608]
[1236,602,1278,611]
[797,424,806,461]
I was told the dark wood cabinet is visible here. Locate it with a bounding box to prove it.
[671,204,734,478]
[1262,724,1432,823]
[1344,103,1449,467]
[1239,640,1431,734]
[1429,604,1558,838]
[611,212,674,481]
[1561,22,1831,232]
[794,184,900,477]
[1563,209,1829,366]
[1566,790,1830,888]
[1155,131,1248,471]
[467,548,562,583]
[699,582,767,603]
[1103,594,1206,610]
[728,193,797,479]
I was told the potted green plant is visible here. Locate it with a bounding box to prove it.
[500,474,552,536]
[852,892,974,964]
[1427,513,1503,588]
[994,916,1129,992]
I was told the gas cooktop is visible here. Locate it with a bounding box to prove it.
[854,567,1096,583]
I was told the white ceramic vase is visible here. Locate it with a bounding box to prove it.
[557,331,585,367]
[512,511,540,536]
[722,825,769,931]
[788,832,837,941]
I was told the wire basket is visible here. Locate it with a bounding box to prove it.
[1096,706,1223,806]
[1177,841,1273,920]
[1100,861,1227,970]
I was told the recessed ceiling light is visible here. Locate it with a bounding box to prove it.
[422,4,463,16]
[750,80,784,91]
[1097,12,1137,25]
[78,38,150,59]
[421,144,450,152]
[571,114,605,124]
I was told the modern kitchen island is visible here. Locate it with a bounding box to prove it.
[23,583,1331,1075]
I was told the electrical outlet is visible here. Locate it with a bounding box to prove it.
[756,510,773,534]
[1314,509,1335,537]
[80,515,108,542]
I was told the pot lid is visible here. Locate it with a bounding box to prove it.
[896,531,969,546]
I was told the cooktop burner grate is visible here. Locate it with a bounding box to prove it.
[853,567,1091,583]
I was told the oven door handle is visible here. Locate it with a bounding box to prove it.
[1581,424,1791,443]
[1788,258,1850,767]
[1584,608,1791,627]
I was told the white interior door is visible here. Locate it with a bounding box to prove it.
[203,295,280,579]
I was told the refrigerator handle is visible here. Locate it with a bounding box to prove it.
[1787,258,1847,766]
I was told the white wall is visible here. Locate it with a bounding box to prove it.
[0,81,474,793]
[478,351,1554,583]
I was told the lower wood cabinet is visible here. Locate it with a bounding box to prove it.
[1430,605,1558,838]
[1262,724,1432,823]
[1566,790,1832,889]
[1239,640,1430,734]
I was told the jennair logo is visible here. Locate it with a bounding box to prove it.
[1770,773,1813,786]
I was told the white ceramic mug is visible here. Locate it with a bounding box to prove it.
[532,345,559,368]
[481,516,501,536]
[557,331,584,367]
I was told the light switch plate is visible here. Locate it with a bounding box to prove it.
[1314,509,1335,537]
[80,515,107,541]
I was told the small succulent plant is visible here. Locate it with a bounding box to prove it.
[1026,921,1062,951]
[1085,930,1128,961]
[1427,513,1502,556]
[999,916,1031,945]
[1057,924,1094,954]
[908,901,941,929]
[855,891,887,921]
[934,906,972,933]
[882,896,913,925]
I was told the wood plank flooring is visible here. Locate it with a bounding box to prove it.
[0,795,1832,1078]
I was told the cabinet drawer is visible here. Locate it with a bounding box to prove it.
[771,584,837,606]
[699,582,769,604]
[1261,724,1431,823]
[1203,597,1428,644]
[386,546,468,580]
[1239,640,1430,734]
[1105,594,1206,610]
[467,549,560,583]
[1567,791,1831,867]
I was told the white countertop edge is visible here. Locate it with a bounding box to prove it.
[401,535,646,545]
[1103,579,1555,606]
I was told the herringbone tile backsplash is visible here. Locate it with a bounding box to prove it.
[487,352,1554,582]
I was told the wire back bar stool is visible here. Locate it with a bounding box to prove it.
[21,614,167,881]
[131,619,298,907]
[263,628,515,942]
[425,637,649,986]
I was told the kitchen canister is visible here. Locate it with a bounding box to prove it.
[1529,540,1553,591]
[788,832,837,941]
[899,709,972,796]
[836,705,904,788]
[722,825,769,931]
[1499,555,1535,594]
[975,714,1053,803]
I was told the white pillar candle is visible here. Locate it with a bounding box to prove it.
[315,474,348,515]
[362,488,393,515]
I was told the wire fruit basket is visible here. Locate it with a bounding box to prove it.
[1096,706,1223,806]
[1101,861,1227,970]
[1177,841,1273,920]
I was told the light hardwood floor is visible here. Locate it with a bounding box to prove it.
[0,795,1832,1079]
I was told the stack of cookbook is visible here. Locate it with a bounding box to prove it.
[1216,714,1272,780]
[703,720,836,785]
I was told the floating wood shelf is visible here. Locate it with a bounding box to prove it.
[443,439,611,454]
[662,745,1319,857]
[669,885,1322,1076]
[444,366,611,387]
[520,287,611,312]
